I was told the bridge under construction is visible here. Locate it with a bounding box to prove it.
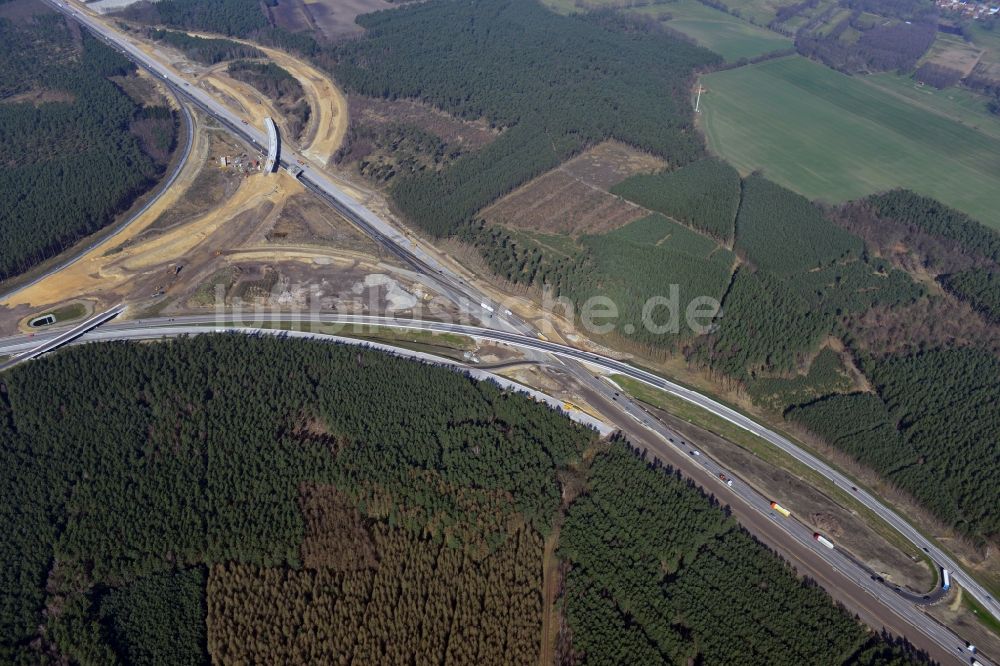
[263,116,279,173]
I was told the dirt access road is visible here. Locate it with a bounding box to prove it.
[179,30,349,165]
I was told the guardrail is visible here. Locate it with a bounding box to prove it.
[263,117,278,173]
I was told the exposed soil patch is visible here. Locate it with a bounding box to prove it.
[0,89,76,105]
[347,95,497,151]
[560,141,666,189]
[260,192,382,256]
[183,254,439,319]
[301,0,395,40]
[269,0,317,34]
[926,590,1000,661]
[479,142,663,236]
[334,95,498,182]
[138,131,248,237]
[111,71,170,108]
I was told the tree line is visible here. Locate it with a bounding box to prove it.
[328,0,719,237]
[0,335,595,661]
[0,336,940,662]
[789,347,1000,541]
[558,443,932,664]
[0,15,173,282]
[147,28,262,65]
[124,0,269,37]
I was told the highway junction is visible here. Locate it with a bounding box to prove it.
[4,2,998,663]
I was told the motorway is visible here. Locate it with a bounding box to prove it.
[0,99,195,303]
[0,305,125,371]
[47,0,518,334]
[16,1,999,661]
[0,315,993,664]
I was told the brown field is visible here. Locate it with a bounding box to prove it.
[301,0,393,40]
[247,191,383,257]
[971,59,1000,86]
[921,34,983,78]
[347,95,497,151]
[0,89,76,105]
[268,0,317,34]
[111,69,171,107]
[479,142,663,235]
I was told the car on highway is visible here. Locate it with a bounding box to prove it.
[689,450,700,456]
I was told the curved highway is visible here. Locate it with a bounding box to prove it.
[0,316,993,665]
[19,2,999,660]
[45,0,522,335]
[0,100,195,303]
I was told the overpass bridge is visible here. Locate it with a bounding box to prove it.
[0,305,125,371]
[263,116,279,173]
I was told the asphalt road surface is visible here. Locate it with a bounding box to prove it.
[45,0,521,334]
[0,100,195,303]
[0,311,990,666]
[16,2,999,660]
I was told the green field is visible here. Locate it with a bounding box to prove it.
[539,0,791,61]
[713,0,797,25]
[967,20,1000,60]
[634,0,792,61]
[863,72,1000,141]
[702,56,1000,227]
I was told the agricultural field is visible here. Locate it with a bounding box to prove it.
[706,0,801,25]
[284,0,394,39]
[479,142,663,236]
[919,32,984,78]
[966,20,1000,65]
[772,0,839,33]
[701,56,1000,227]
[632,0,792,62]
[862,72,1000,141]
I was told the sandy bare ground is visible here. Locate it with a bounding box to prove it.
[198,66,285,136]
[480,141,664,236]
[259,43,348,164]
[301,0,393,39]
[0,111,215,312]
[179,31,349,164]
[83,4,348,163]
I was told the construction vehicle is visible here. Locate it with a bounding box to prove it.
[813,533,835,549]
[769,501,791,518]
